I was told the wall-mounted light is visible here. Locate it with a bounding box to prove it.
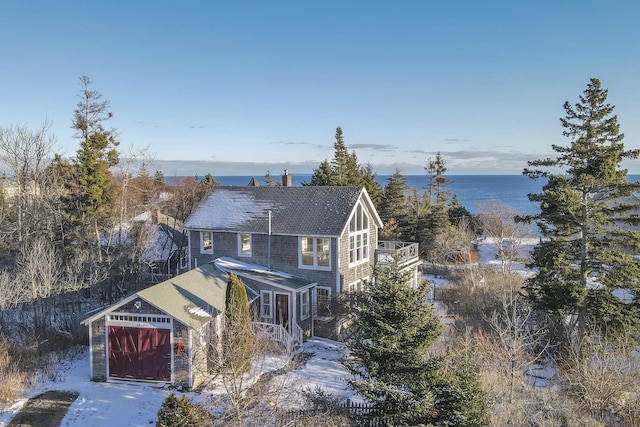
[134,301,142,310]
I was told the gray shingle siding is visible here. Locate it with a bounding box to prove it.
[90,317,106,382]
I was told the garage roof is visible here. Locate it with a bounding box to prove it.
[82,263,229,330]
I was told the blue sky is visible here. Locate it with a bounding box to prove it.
[2,1,640,176]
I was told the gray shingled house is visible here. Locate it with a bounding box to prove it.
[182,172,421,344]
[81,263,228,389]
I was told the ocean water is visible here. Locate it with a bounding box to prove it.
[210,174,543,214]
[190,174,640,216]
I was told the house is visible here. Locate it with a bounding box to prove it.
[182,171,421,342]
[104,210,187,283]
[81,263,228,389]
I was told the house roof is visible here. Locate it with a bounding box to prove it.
[214,257,316,291]
[82,263,228,329]
[183,186,382,236]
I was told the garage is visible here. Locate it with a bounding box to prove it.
[108,325,171,381]
[83,263,229,389]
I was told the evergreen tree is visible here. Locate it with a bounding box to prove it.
[156,392,211,426]
[426,152,452,205]
[305,127,362,187]
[153,170,165,186]
[344,258,444,425]
[379,169,409,240]
[523,78,640,338]
[359,162,381,209]
[264,170,274,186]
[72,75,116,141]
[432,342,489,426]
[331,126,356,185]
[223,273,253,375]
[421,153,455,260]
[305,159,334,186]
[200,173,220,189]
[71,132,119,219]
[65,76,120,261]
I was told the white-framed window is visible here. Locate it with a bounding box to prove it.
[201,231,213,254]
[349,204,369,266]
[179,250,188,270]
[299,237,331,270]
[300,289,310,320]
[315,287,331,316]
[260,290,272,318]
[238,233,251,257]
[347,278,367,292]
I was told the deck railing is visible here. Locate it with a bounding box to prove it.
[252,321,302,357]
[376,241,420,266]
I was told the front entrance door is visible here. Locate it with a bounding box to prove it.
[275,293,289,331]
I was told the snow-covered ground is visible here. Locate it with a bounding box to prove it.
[0,337,353,427]
[3,236,634,426]
[0,238,538,427]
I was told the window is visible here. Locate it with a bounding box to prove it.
[179,250,188,270]
[301,289,310,320]
[260,291,272,318]
[348,280,365,292]
[201,231,213,254]
[238,233,251,257]
[300,237,331,270]
[349,204,369,265]
[315,287,331,316]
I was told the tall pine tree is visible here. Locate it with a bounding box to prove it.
[524,78,640,338]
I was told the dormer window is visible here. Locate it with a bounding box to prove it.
[349,204,369,266]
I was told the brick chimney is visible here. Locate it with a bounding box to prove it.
[282,170,292,187]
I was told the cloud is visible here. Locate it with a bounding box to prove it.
[273,140,309,146]
[348,143,396,152]
[443,138,470,142]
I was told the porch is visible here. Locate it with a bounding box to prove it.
[376,241,420,268]
[252,320,304,359]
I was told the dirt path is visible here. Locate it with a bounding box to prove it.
[8,391,79,427]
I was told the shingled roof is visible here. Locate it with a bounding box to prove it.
[183,186,382,237]
[82,263,228,330]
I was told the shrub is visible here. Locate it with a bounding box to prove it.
[156,392,211,427]
[0,340,28,404]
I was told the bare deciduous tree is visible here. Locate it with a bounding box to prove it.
[0,122,56,245]
[562,331,640,422]
[486,289,549,403]
[476,199,533,274]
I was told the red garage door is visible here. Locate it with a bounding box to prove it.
[108,326,171,381]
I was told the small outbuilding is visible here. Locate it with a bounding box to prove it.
[82,263,228,389]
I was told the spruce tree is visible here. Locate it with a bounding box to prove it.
[331,126,354,185]
[153,170,165,187]
[66,76,120,261]
[264,170,274,186]
[305,126,363,188]
[200,173,220,188]
[523,78,640,338]
[223,273,253,375]
[359,162,381,209]
[379,169,409,240]
[343,258,444,425]
[305,159,334,186]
